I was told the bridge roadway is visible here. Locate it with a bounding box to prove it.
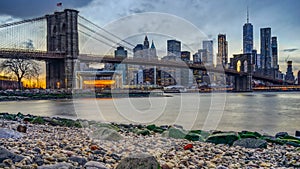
[78,54,290,85]
[0,49,291,85]
[0,48,65,60]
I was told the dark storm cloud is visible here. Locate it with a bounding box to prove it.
[282,48,299,52]
[0,0,92,18]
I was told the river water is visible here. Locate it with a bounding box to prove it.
[0,92,299,135]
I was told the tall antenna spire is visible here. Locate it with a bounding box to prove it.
[247,6,249,23]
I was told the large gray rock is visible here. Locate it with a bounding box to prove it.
[116,153,160,169]
[89,127,123,141]
[233,138,267,148]
[84,161,108,169]
[162,127,187,139]
[37,162,75,169]
[0,146,24,163]
[0,128,23,139]
[206,132,239,146]
[275,132,289,138]
[68,156,87,166]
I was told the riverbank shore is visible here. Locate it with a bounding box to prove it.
[0,113,299,168]
[0,90,166,102]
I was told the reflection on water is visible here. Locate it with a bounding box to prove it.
[0,92,299,135]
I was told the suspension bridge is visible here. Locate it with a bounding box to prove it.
[0,9,292,91]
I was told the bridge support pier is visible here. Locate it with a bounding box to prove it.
[233,74,252,92]
[46,59,65,89]
[46,58,79,89]
[46,9,79,89]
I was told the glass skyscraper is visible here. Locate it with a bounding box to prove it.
[217,34,228,66]
[167,40,181,58]
[202,40,213,65]
[243,8,253,54]
[260,27,272,70]
[271,36,278,69]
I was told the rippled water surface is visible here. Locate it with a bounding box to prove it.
[0,92,299,135]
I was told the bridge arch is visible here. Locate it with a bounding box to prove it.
[243,60,248,72]
[232,53,253,91]
[237,60,241,72]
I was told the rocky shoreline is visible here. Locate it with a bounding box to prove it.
[0,113,300,168]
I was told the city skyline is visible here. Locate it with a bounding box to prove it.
[0,0,299,74]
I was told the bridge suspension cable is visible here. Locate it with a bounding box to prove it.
[78,30,118,50]
[0,16,47,51]
[0,17,45,29]
[78,15,135,48]
[78,23,133,52]
[78,29,133,56]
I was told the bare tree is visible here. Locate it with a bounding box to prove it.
[0,58,41,89]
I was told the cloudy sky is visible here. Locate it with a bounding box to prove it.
[0,0,299,73]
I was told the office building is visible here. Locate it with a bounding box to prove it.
[271,37,278,69]
[133,44,144,58]
[285,61,294,81]
[202,40,213,65]
[114,46,128,58]
[298,71,300,85]
[181,51,191,62]
[167,40,181,58]
[260,28,272,71]
[217,34,228,66]
[243,7,253,54]
[252,49,257,71]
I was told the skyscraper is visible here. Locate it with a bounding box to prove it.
[167,40,181,58]
[271,36,279,78]
[260,28,272,71]
[243,7,253,54]
[271,37,278,69]
[252,49,257,70]
[133,44,143,58]
[114,46,128,84]
[114,46,128,58]
[202,40,213,65]
[143,35,149,49]
[285,61,294,81]
[149,40,157,59]
[298,71,300,85]
[181,51,191,62]
[217,34,228,66]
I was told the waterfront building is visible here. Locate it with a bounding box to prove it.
[132,36,158,85]
[217,34,228,67]
[133,36,157,60]
[0,76,20,90]
[76,70,123,89]
[243,7,253,54]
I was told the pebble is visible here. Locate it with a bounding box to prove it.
[0,119,299,168]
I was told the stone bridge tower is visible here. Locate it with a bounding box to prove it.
[45,9,79,89]
[232,53,253,92]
